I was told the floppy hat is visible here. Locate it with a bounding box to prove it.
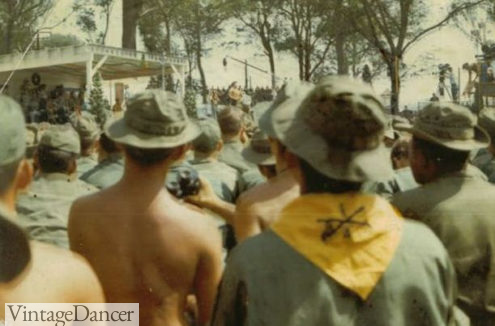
[0,95,26,166]
[39,125,81,154]
[71,113,100,142]
[395,102,490,151]
[106,90,200,149]
[259,81,314,138]
[192,119,222,153]
[242,129,276,166]
[271,76,393,182]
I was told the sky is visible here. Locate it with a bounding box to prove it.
[40,0,493,109]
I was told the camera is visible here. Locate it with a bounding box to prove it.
[165,165,201,199]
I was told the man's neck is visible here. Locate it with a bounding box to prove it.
[121,161,171,193]
[0,191,17,216]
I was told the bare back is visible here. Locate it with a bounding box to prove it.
[0,241,104,318]
[69,182,222,326]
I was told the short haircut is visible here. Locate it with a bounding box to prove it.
[412,136,469,174]
[299,158,362,194]
[100,133,119,154]
[37,145,77,174]
[217,107,243,136]
[80,136,98,154]
[0,216,31,282]
[0,159,21,195]
[123,145,175,166]
[193,120,221,154]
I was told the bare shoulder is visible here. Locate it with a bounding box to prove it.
[161,198,222,248]
[30,242,104,302]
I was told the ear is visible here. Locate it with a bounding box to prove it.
[171,145,189,161]
[15,159,33,192]
[216,140,224,152]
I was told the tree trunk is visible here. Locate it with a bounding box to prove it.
[122,0,143,49]
[195,28,207,104]
[389,60,400,115]
[335,31,347,75]
[260,34,276,89]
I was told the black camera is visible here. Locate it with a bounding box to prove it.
[165,165,201,199]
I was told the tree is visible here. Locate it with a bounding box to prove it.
[225,0,283,88]
[122,0,144,49]
[174,0,228,103]
[346,0,486,114]
[74,0,115,44]
[0,0,53,54]
[275,0,334,81]
[89,73,110,127]
[40,33,84,48]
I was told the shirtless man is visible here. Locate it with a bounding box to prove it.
[0,95,103,319]
[188,82,312,243]
[69,90,223,326]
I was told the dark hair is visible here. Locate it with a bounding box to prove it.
[217,108,243,136]
[0,216,31,282]
[0,159,21,195]
[412,136,469,174]
[299,158,362,194]
[80,136,97,155]
[391,140,410,169]
[123,145,175,166]
[37,145,77,174]
[100,133,119,154]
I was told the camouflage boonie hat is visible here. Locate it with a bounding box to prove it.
[39,125,81,154]
[478,108,495,138]
[0,95,26,166]
[106,90,200,149]
[242,129,276,166]
[272,76,393,182]
[259,81,314,138]
[395,102,490,151]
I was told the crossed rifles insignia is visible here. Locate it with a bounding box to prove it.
[317,203,369,242]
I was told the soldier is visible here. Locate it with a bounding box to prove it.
[472,108,495,182]
[213,77,464,326]
[16,125,97,249]
[392,102,495,325]
[69,90,222,326]
[72,113,99,176]
[80,133,124,189]
[0,95,103,315]
[217,107,264,190]
[190,119,239,204]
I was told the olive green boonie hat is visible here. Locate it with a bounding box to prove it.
[259,81,314,138]
[242,129,276,166]
[0,95,26,166]
[395,102,490,151]
[272,76,393,182]
[39,125,81,154]
[105,90,200,149]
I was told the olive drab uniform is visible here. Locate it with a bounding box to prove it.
[393,170,495,325]
[189,158,239,203]
[80,154,124,189]
[213,194,464,326]
[16,173,97,249]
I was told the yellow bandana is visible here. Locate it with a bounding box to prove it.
[271,193,403,300]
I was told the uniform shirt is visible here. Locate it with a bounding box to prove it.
[364,167,418,200]
[189,158,239,203]
[238,169,266,193]
[219,140,259,175]
[76,156,98,177]
[213,218,462,326]
[392,170,495,325]
[80,154,124,189]
[16,173,97,249]
[472,149,495,183]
